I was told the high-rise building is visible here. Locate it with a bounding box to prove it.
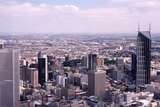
[38,55,48,86]
[97,56,104,68]
[88,70,106,98]
[65,54,69,62]
[88,54,97,71]
[0,40,4,49]
[20,64,29,82]
[81,56,88,68]
[47,55,54,81]
[136,31,151,86]
[29,68,39,88]
[37,51,42,58]
[116,57,125,72]
[131,53,137,82]
[0,49,20,107]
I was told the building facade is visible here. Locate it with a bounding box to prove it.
[131,53,137,82]
[136,31,151,86]
[0,49,20,107]
[88,54,97,71]
[38,55,48,86]
[88,70,106,98]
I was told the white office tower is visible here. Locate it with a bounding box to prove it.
[0,49,20,107]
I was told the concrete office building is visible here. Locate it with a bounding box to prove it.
[0,49,20,107]
[20,65,29,82]
[97,56,104,68]
[29,68,39,87]
[116,57,125,72]
[136,30,151,86]
[88,70,106,98]
[81,56,88,68]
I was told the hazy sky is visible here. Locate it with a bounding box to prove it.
[0,0,160,33]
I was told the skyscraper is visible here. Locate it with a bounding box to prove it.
[88,54,97,71]
[38,55,48,86]
[81,56,88,68]
[0,49,20,107]
[87,53,106,98]
[29,68,39,88]
[88,70,106,98]
[136,31,151,86]
[131,53,137,82]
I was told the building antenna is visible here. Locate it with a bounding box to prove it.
[138,22,140,32]
[149,23,151,33]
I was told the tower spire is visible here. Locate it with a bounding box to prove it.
[138,22,140,32]
[149,23,151,33]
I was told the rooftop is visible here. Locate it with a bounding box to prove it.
[139,31,151,39]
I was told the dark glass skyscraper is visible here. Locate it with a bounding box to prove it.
[88,54,97,71]
[131,53,137,82]
[136,31,151,86]
[38,55,48,86]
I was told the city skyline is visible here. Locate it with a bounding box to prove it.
[0,25,159,107]
[0,0,160,34]
[0,1,160,107]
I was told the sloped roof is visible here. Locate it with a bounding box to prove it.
[139,31,151,39]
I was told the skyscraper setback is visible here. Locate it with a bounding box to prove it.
[87,53,106,98]
[136,30,151,86]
